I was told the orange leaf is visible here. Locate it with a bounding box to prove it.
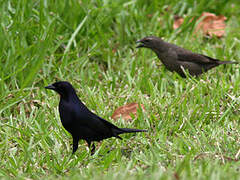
[196,12,226,37]
[173,12,227,37]
[173,15,184,29]
[111,103,145,121]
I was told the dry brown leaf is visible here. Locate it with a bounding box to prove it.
[173,12,227,37]
[173,172,180,180]
[147,14,153,18]
[197,12,227,37]
[194,152,239,162]
[111,103,145,121]
[173,15,184,30]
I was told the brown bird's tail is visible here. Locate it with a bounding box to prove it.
[218,60,239,64]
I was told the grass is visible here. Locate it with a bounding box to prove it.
[0,0,240,179]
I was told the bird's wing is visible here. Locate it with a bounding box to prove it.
[76,108,119,136]
[96,115,124,138]
[96,115,121,130]
[177,52,217,64]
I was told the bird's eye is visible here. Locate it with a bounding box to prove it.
[144,39,150,43]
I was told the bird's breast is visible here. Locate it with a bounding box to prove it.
[157,49,180,72]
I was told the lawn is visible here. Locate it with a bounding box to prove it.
[0,0,240,179]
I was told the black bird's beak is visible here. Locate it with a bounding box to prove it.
[136,39,145,48]
[45,84,55,90]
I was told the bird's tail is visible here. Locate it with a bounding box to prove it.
[219,60,239,64]
[112,128,147,140]
[119,128,147,134]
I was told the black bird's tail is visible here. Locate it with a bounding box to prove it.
[112,128,147,140]
[119,128,147,134]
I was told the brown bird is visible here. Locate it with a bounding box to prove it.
[136,36,238,77]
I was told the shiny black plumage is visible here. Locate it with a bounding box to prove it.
[45,81,147,154]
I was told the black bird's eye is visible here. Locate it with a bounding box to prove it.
[144,39,150,43]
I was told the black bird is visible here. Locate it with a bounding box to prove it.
[137,36,238,77]
[45,81,147,155]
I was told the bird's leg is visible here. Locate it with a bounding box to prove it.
[72,137,79,154]
[91,144,96,155]
[87,140,95,155]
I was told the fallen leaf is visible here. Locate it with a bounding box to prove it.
[173,12,227,37]
[111,103,145,121]
[112,43,119,54]
[173,15,184,30]
[147,14,153,18]
[173,172,180,180]
[194,152,239,162]
[197,12,226,37]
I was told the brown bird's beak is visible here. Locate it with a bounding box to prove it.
[45,84,55,90]
[136,39,145,48]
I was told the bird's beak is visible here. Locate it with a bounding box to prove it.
[136,39,145,48]
[45,84,55,90]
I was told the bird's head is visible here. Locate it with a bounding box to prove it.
[45,81,76,98]
[136,36,163,49]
